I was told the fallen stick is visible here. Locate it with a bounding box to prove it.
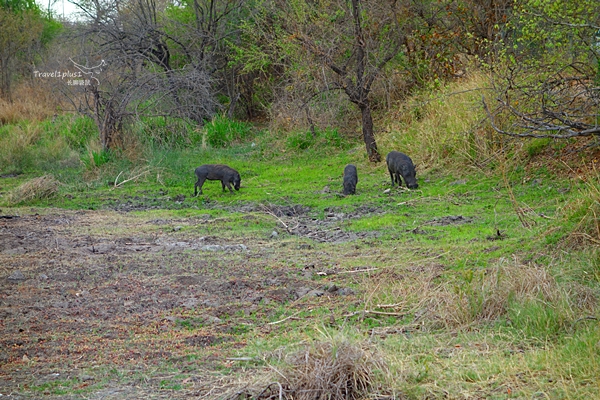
[268,308,313,325]
[375,302,406,309]
[337,267,378,274]
[343,310,407,318]
[112,167,151,189]
[260,204,300,233]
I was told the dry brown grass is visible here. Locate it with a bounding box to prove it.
[559,164,600,247]
[5,175,61,206]
[0,82,61,124]
[362,259,564,330]
[218,337,390,400]
[378,71,506,175]
[268,340,388,400]
[435,261,560,328]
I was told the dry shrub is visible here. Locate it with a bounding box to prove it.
[120,131,149,163]
[437,261,560,328]
[5,175,61,206]
[280,340,388,400]
[269,87,360,139]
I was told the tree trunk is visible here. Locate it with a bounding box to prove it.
[359,102,381,162]
[0,58,12,102]
[91,84,119,151]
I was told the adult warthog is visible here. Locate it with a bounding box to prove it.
[386,151,418,189]
[194,164,241,195]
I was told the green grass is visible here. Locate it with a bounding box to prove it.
[203,113,255,148]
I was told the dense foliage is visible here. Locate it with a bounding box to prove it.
[1,0,599,152]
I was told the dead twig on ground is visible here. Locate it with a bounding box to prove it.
[338,267,378,274]
[268,308,314,325]
[343,310,407,318]
[112,167,152,189]
[317,267,378,276]
[375,302,407,309]
[260,204,300,233]
[255,381,284,400]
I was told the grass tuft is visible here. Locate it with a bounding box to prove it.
[203,114,255,148]
[362,258,580,335]
[279,339,388,400]
[6,175,61,205]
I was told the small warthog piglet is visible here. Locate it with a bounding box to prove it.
[343,164,358,195]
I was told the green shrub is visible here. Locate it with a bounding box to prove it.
[132,117,200,148]
[81,148,112,169]
[287,130,315,150]
[286,127,349,151]
[0,123,39,174]
[0,123,80,174]
[204,115,254,148]
[35,115,98,150]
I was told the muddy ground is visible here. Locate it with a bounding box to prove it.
[0,200,474,399]
[0,203,399,399]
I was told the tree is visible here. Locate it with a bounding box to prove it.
[163,0,248,119]
[271,0,416,162]
[62,0,243,149]
[483,0,600,140]
[238,0,467,162]
[450,0,515,58]
[0,0,46,100]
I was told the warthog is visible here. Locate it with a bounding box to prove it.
[194,164,241,195]
[386,151,418,189]
[343,164,358,195]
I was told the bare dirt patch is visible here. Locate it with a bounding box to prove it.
[0,209,363,398]
[424,215,473,226]
[255,203,383,243]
